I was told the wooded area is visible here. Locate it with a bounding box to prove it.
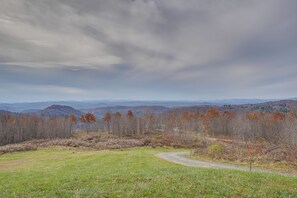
[0,114,74,146]
[1,108,297,148]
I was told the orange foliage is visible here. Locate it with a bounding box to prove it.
[246,113,258,121]
[68,114,77,123]
[84,113,96,123]
[80,113,96,123]
[202,108,220,133]
[103,112,112,122]
[271,112,285,121]
[80,115,86,123]
[182,112,192,121]
[204,108,220,119]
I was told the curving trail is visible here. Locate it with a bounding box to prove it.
[156,151,297,178]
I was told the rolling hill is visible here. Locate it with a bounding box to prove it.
[33,105,84,118]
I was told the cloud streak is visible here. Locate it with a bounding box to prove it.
[0,0,297,102]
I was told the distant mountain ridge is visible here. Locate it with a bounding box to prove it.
[210,99,278,105]
[1,99,297,118]
[170,100,297,114]
[1,98,296,112]
[83,105,169,118]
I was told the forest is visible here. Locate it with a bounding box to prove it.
[1,107,296,149]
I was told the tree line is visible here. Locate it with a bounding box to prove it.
[0,113,74,146]
[0,108,296,148]
[93,109,297,148]
[161,109,297,147]
[79,111,155,136]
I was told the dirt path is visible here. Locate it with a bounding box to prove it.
[156,151,297,178]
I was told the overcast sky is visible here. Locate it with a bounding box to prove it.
[0,0,297,102]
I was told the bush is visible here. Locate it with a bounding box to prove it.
[0,143,37,155]
[208,144,224,158]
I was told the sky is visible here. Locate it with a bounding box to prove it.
[0,0,297,102]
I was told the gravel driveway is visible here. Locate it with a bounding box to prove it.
[156,151,297,178]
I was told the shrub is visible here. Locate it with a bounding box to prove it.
[0,143,37,155]
[208,144,224,158]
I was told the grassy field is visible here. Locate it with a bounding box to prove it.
[0,147,297,197]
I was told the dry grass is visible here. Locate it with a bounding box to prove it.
[0,131,205,155]
[0,143,37,155]
[0,132,151,155]
[3,131,296,173]
[192,137,297,173]
[149,132,205,148]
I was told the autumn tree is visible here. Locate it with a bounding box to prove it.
[80,113,96,132]
[202,108,220,135]
[103,112,112,133]
[111,112,122,135]
[80,115,86,123]
[182,112,192,132]
[69,114,77,123]
[68,114,77,134]
[84,113,96,123]
[125,111,136,136]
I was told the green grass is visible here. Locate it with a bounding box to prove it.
[0,147,297,197]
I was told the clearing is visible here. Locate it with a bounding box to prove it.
[0,147,297,197]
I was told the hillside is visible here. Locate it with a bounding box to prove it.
[0,148,296,197]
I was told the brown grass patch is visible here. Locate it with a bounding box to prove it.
[192,137,297,173]
[0,132,151,155]
[0,143,37,155]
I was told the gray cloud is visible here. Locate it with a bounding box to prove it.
[0,0,297,102]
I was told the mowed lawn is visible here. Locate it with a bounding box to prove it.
[0,147,296,197]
